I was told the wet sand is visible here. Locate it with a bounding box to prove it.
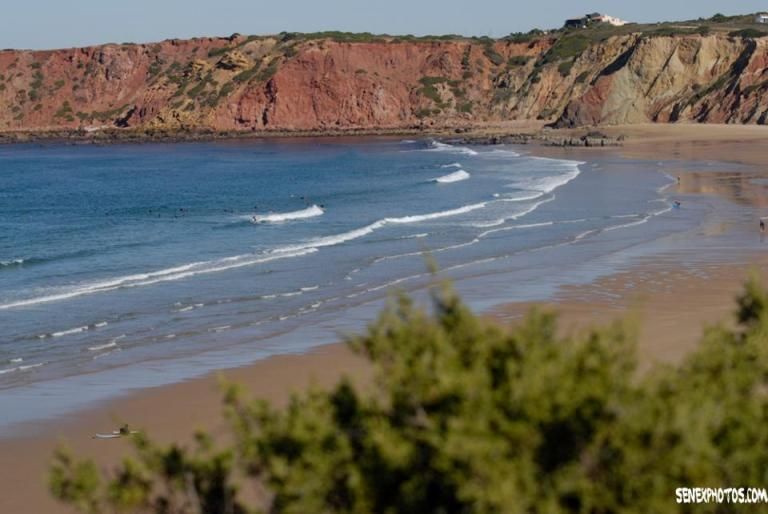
[3,123,768,513]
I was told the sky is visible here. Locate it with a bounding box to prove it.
[2,1,767,50]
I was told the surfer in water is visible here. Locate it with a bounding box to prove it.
[761,219,765,233]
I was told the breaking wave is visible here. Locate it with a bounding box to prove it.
[0,201,492,310]
[251,205,324,223]
[88,341,117,352]
[0,248,317,310]
[273,203,488,255]
[425,141,478,156]
[513,168,581,194]
[432,170,471,184]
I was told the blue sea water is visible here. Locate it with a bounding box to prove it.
[0,137,720,428]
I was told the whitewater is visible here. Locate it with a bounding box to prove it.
[0,137,690,422]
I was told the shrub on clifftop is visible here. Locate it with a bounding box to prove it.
[50,279,768,513]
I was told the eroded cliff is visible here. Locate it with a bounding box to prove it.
[1,30,767,133]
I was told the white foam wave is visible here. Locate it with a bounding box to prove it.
[516,169,581,194]
[530,156,587,166]
[300,286,319,292]
[88,342,117,352]
[478,221,555,239]
[499,191,545,202]
[93,349,121,360]
[375,238,482,264]
[401,233,429,239]
[94,321,108,328]
[604,205,671,233]
[441,162,463,168]
[574,209,666,243]
[389,203,487,224]
[0,259,24,267]
[364,273,425,293]
[658,173,677,193]
[473,196,556,230]
[0,248,317,310]
[274,203,487,254]
[575,229,598,241]
[9,358,23,364]
[433,170,471,184]
[176,303,204,313]
[0,362,40,377]
[605,218,650,232]
[251,205,324,224]
[486,149,521,157]
[471,219,506,228]
[426,142,478,156]
[52,326,89,338]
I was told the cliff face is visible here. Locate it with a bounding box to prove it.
[1,32,767,133]
[553,35,768,126]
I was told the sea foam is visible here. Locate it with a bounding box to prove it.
[273,202,488,255]
[251,205,324,223]
[433,170,471,184]
[515,168,581,194]
[88,341,117,352]
[426,141,479,156]
[0,248,317,310]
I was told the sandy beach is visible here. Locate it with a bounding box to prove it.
[3,123,768,513]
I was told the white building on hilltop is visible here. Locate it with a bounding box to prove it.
[564,13,630,29]
[756,13,768,23]
[598,14,629,26]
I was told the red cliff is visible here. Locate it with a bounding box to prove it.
[1,31,768,133]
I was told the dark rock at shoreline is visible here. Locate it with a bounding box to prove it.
[447,132,624,148]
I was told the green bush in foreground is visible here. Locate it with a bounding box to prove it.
[51,280,768,513]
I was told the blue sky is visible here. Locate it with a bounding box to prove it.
[2,1,766,50]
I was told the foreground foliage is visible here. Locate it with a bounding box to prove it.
[51,280,768,513]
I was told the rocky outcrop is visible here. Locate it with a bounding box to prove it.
[1,32,768,134]
[553,35,768,127]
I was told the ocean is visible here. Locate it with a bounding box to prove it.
[0,137,724,430]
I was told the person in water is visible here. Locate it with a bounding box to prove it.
[761,219,765,233]
[673,201,681,209]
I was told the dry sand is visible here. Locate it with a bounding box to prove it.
[3,123,768,513]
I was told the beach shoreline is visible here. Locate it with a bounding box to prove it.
[0,120,626,147]
[2,123,768,513]
[0,121,543,146]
